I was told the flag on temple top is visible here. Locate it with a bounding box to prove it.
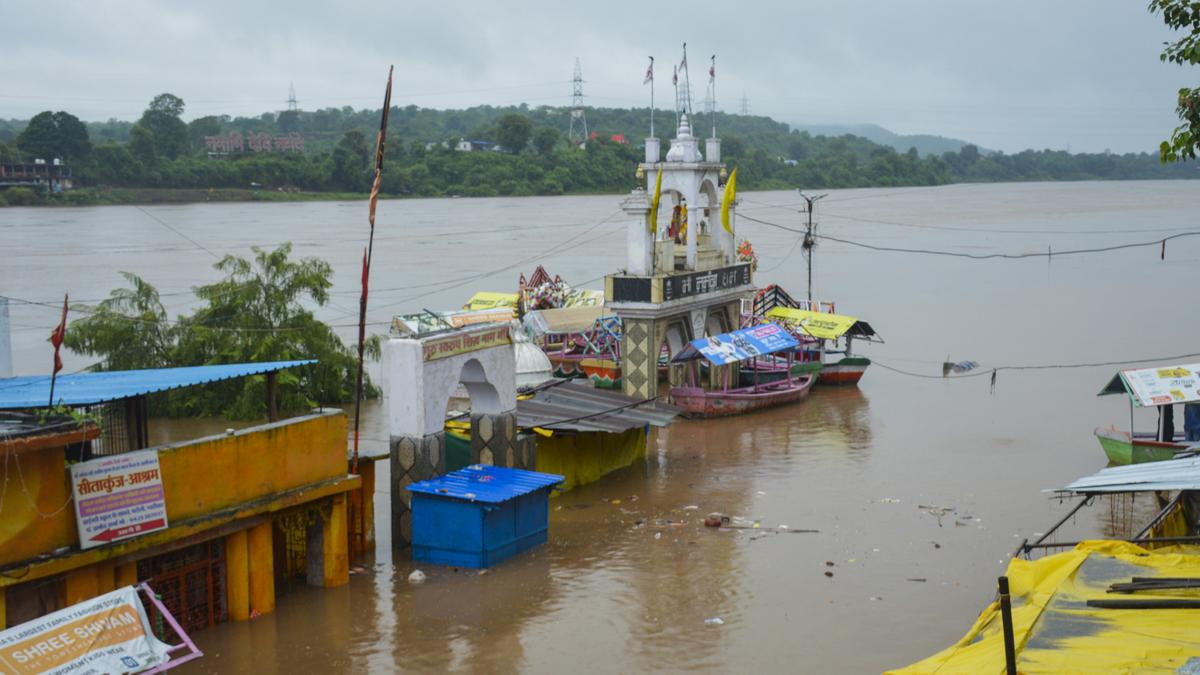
[709,55,715,81]
[644,57,654,84]
[649,168,663,235]
[680,43,687,70]
[672,66,678,86]
[49,294,68,375]
[721,168,738,235]
[368,66,394,229]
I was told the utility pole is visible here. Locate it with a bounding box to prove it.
[799,190,827,304]
[569,58,588,146]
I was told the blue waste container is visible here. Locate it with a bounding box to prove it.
[407,464,565,568]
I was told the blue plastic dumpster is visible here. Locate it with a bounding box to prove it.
[407,464,565,568]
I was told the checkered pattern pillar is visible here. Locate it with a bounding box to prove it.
[620,317,659,400]
[469,411,532,469]
[390,432,445,550]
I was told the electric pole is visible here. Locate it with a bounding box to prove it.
[799,190,827,304]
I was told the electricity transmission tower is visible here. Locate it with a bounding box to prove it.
[568,58,588,145]
[287,82,299,112]
[739,92,750,115]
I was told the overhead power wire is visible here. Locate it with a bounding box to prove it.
[874,350,1200,380]
[737,213,1200,259]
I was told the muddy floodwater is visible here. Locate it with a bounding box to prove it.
[3,181,1200,673]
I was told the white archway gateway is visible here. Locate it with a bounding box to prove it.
[383,323,534,548]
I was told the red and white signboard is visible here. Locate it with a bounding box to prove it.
[70,450,168,550]
[1119,363,1200,408]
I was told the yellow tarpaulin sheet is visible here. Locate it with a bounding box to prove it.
[462,292,518,311]
[887,540,1200,675]
[765,307,858,340]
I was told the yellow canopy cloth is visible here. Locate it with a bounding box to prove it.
[765,307,858,340]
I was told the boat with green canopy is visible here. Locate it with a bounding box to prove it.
[1095,363,1200,465]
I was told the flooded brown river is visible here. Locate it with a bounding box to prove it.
[3,181,1200,672]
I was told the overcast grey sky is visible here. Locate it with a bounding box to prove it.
[3,1,1194,154]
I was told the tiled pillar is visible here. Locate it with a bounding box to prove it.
[620,317,659,399]
[470,411,528,468]
[226,529,250,621]
[390,432,444,549]
[247,521,275,616]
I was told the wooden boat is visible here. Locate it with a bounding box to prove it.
[673,373,815,418]
[817,355,871,386]
[737,355,822,387]
[1094,426,1188,465]
[1096,363,1200,465]
[669,323,814,418]
[580,357,621,390]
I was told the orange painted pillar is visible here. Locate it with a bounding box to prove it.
[226,529,251,621]
[247,521,275,616]
[361,461,376,549]
[115,562,138,588]
[64,566,100,605]
[323,494,350,587]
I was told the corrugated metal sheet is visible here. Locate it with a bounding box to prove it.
[1059,454,1200,493]
[407,464,564,503]
[516,381,680,433]
[0,360,316,409]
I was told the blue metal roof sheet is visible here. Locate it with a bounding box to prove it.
[407,464,564,503]
[671,322,800,365]
[0,360,317,409]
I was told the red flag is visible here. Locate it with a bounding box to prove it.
[49,294,68,375]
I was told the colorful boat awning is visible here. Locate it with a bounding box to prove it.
[765,307,861,340]
[672,323,799,365]
[1098,363,1200,407]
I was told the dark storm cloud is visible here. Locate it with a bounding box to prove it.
[2,0,1193,153]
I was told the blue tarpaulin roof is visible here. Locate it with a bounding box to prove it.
[407,464,564,503]
[0,360,316,409]
[671,322,800,365]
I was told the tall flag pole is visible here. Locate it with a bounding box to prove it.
[681,43,692,117]
[353,65,393,475]
[47,294,68,407]
[644,56,655,138]
[709,55,717,138]
[672,65,679,129]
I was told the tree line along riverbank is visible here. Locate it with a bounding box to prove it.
[2,95,1196,207]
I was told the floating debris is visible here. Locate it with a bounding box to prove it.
[906,578,927,583]
[880,497,901,504]
[704,617,725,626]
[408,570,427,585]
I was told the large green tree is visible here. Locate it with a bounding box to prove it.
[1150,0,1200,161]
[332,129,370,191]
[131,93,189,161]
[16,111,92,162]
[65,244,376,419]
[494,114,533,153]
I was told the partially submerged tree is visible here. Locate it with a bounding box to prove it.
[66,244,376,419]
[16,111,92,162]
[1150,0,1200,161]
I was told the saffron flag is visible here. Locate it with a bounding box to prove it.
[644,57,654,84]
[678,202,689,240]
[49,294,68,375]
[649,167,663,234]
[369,66,394,229]
[721,168,738,234]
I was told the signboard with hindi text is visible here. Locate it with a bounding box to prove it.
[766,307,859,340]
[70,450,168,550]
[0,586,172,675]
[1112,363,1200,408]
[421,325,512,363]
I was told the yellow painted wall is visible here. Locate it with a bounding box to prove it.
[535,427,647,492]
[0,412,347,569]
[0,447,79,567]
[160,412,347,523]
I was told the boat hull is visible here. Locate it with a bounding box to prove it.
[818,356,870,386]
[580,358,621,390]
[738,360,823,387]
[1094,426,1186,465]
[670,375,816,418]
